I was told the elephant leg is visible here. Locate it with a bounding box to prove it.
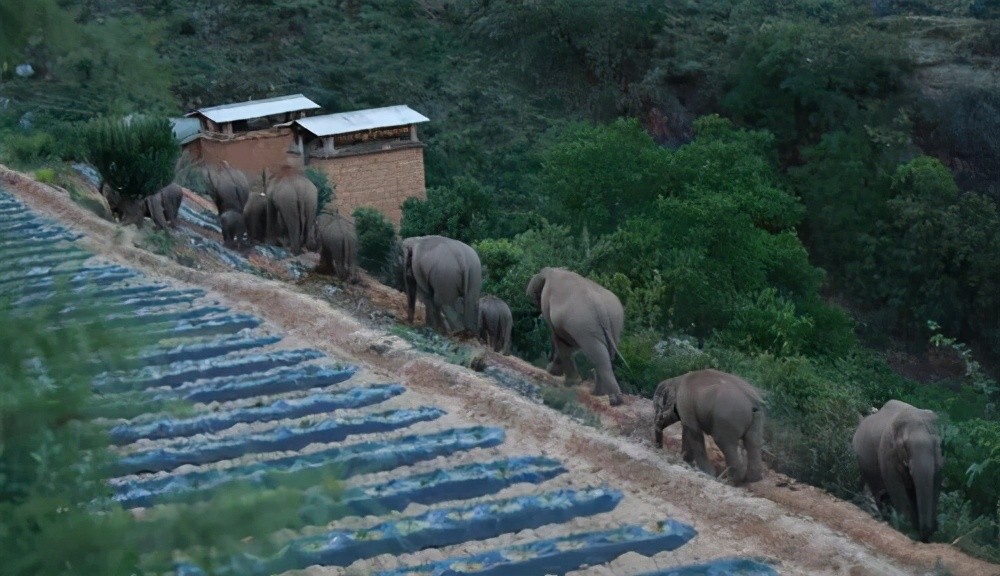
[579,337,622,404]
[502,321,511,356]
[553,336,580,386]
[317,245,333,274]
[287,210,302,255]
[682,425,713,476]
[882,466,918,532]
[425,298,446,333]
[743,410,765,482]
[653,409,673,449]
[717,438,747,484]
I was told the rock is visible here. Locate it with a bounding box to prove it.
[15,63,34,77]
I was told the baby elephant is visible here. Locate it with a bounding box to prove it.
[853,399,942,543]
[315,211,358,281]
[478,295,512,355]
[219,210,246,248]
[653,369,765,484]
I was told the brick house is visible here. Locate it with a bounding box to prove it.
[182,94,321,173]
[289,105,430,225]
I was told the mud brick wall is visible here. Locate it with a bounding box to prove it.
[309,146,426,226]
[184,132,300,174]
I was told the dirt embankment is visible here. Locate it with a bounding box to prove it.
[3,165,998,576]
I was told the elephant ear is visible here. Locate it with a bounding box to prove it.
[526,272,546,310]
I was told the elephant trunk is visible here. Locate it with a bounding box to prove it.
[911,451,939,543]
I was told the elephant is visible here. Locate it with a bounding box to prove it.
[653,369,765,485]
[402,235,482,335]
[852,399,943,543]
[244,192,269,244]
[219,210,246,248]
[143,183,184,230]
[264,167,318,255]
[205,162,250,215]
[315,211,358,281]
[478,295,512,355]
[526,267,624,406]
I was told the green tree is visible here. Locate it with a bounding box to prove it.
[305,167,335,215]
[861,157,1000,342]
[82,116,179,225]
[723,20,906,154]
[353,206,400,286]
[537,117,669,235]
[400,176,498,243]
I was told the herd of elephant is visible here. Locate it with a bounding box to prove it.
[140,162,945,545]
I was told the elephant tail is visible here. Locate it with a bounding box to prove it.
[601,323,631,371]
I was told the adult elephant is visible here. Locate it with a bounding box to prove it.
[205,162,250,214]
[143,183,184,230]
[243,186,269,243]
[402,235,481,335]
[853,399,943,543]
[526,267,624,406]
[653,369,765,484]
[315,210,358,281]
[265,167,318,255]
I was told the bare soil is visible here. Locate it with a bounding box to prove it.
[4,164,998,576]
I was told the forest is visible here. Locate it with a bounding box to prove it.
[1,0,999,564]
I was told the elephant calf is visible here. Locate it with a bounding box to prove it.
[143,183,184,230]
[219,210,246,248]
[315,211,358,281]
[653,369,765,484]
[852,399,943,543]
[478,295,512,355]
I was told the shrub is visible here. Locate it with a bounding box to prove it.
[400,176,498,243]
[305,167,335,215]
[352,206,399,285]
[33,167,56,184]
[81,116,178,224]
[5,131,59,165]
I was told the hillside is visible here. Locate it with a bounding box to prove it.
[2,0,1000,570]
[3,164,999,575]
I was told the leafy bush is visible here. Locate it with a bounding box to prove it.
[81,116,178,224]
[536,117,669,235]
[401,176,499,244]
[305,167,335,215]
[5,131,60,165]
[353,206,399,284]
[475,223,594,358]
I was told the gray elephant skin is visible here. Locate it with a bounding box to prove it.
[478,295,512,355]
[653,369,765,484]
[219,210,246,248]
[526,267,624,406]
[265,167,318,255]
[243,188,269,243]
[315,211,358,281]
[205,162,250,214]
[852,399,943,542]
[143,183,183,230]
[402,235,482,335]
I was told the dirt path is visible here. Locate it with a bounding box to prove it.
[4,165,997,576]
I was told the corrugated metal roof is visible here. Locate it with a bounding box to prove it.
[294,105,429,137]
[170,117,201,144]
[186,94,321,124]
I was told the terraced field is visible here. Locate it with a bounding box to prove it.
[1,187,780,575]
